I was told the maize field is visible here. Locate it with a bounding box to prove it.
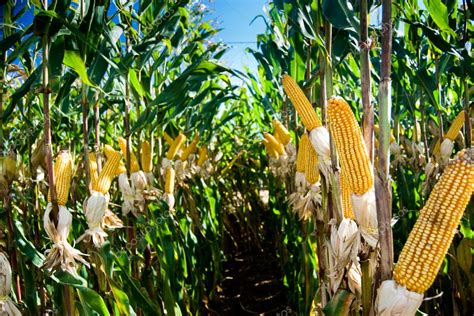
[0,0,473,315]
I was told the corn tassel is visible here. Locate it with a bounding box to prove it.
[327,96,377,247]
[376,149,473,316]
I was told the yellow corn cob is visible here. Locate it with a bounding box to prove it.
[432,111,465,157]
[305,141,320,184]
[272,119,291,145]
[164,167,175,194]
[166,133,186,160]
[273,131,283,145]
[393,149,473,293]
[327,97,373,195]
[180,133,200,160]
[296,134,309,172]
[88,153,99,190]
[264,133,285,156]
[95,149,122,194]
[118,137,140,173]
[282,75,321,131]
[141,141,153,173]
[104,145,127,175]
[263,139,279,159]
[197,145,208,166]
[340,169,355,219]
[48,151,73,206]
[163,132,174,146]
[116,162,127,175]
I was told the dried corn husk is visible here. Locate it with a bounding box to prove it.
[308,127,331,179]
[43,204,89,273]
[328,218,360,293]
[77,192,109,247]
[0,253,21,316]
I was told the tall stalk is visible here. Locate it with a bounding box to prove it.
[360,0,373,162]
[41,0,59,225]
[375,0,394,285]
[464,79,472,147]
[94,95,102,172]
[82,87,90,189]
[359,3,375,313]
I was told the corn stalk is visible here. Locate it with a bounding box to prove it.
[360,0,373,163]
[360,1,375,314]
[375,0,394,288]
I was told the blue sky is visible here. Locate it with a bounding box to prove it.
[206,0,268,74]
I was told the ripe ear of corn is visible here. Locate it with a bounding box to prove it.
[48,151,73,206]
[163,132,174,146]
[296,134,309,173]
[264,133,285,156]
[272,119,291,145]
[88,153,99,190]
[263,139,279,159]
[167,133,186,160]
[197,145,208,166]
[327,96,373,194]
[95,148,122,194]
[432,111,465,157]
[141,141,153,173]
[165,167,175,194]
[393,149,473,294]
[304,141,320,185]
[118,137,140,172]
[282,74,321,131]
[181,133,200,160]
[340,169,355,220]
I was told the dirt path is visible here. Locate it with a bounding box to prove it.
[208,214,291,315]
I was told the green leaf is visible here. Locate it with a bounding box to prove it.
[77,288,111,316]
[63,50,95,87]
[13,219,44,267]
[423,0,455,36]
[457,239,473,275]
[323,289,355,315]
[322,0,359,31]
[129,69,146,97]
